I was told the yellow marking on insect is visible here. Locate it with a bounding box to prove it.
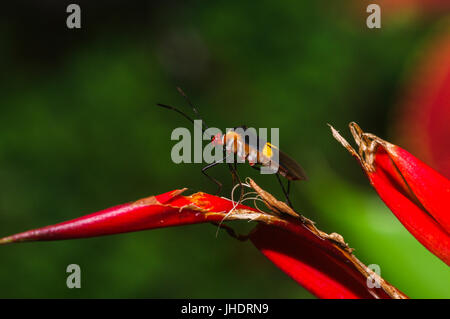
[262,143,273,158]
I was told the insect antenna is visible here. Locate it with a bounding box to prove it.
[176,87,210,131]
[156,103,197,125]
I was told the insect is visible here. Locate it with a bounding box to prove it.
[157,88,307,208]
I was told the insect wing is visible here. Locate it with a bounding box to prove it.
[277,148,308,180]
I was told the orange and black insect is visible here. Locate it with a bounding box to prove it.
[157,88,307,208]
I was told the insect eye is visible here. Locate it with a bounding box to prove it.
[211,133,222,145]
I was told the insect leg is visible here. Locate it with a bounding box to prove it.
[210,222,250,241]
[202,152,235,195]
[202,161,224,195]
[287,180,291,197]
[228,163,237,184]
[276,174,294,208]
[228,162,244,203]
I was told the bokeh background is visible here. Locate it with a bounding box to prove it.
[0,1,449,298]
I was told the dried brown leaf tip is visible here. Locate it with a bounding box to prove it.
[247,178,299,218]
[245,178,353,253]
[329,122,394,173]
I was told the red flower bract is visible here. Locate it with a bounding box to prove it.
[0,179,406,299]
[252,224,390,299]
[331,122,450,265]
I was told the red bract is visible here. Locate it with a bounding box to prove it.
[0,179,406,299]
[0,189,247,243]
[251,224,399,299]
[331,122,450,265]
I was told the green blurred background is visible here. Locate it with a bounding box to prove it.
[0,1,449,298]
